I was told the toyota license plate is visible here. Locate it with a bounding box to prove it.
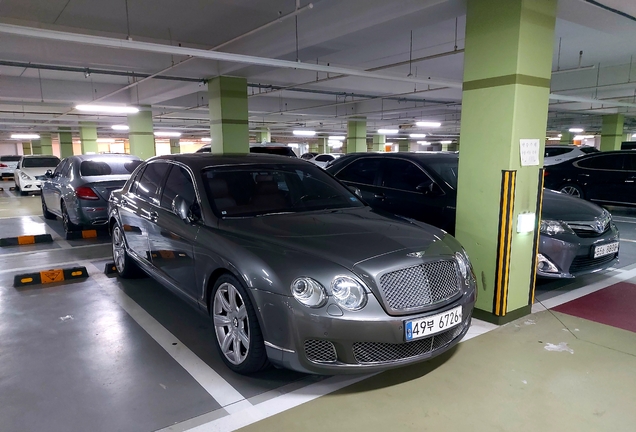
[593,242,619,259]
[405,306,462,341]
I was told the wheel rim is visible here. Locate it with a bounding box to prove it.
[62,206,70,232]
[112,226,126,273]
[213,282,250,365]
[41,197,47,214]
[561,186,581,198]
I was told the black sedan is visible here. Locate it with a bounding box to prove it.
[543,150,636,206]
[327,152,619,278]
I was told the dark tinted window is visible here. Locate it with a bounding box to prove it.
[623,154,636,171]
[577,154,624,170]
[22,157,60,168]
[135,162,170,204]
[53,159,68,177]
[80,158,142,176]
[545,147,572,157]
[0,156,21,162]
[161,165,196,210]
[579,146,599,154]
[336,158,381,185]
[382,159,432,192]
[249,147,297,157]
[315,155,333,162]
[425,159,459,189]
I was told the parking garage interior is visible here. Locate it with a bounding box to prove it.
[1,0,636,431]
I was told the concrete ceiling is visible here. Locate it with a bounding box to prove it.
[0,0,635,143]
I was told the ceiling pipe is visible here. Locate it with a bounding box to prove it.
[548,94,636,108]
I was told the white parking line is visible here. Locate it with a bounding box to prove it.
[0,242,107,260]
[620,238,636,243]
[84,262,247,408]
[613,218,636,224]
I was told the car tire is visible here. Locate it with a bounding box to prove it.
[111,223,141,278]
[41,195,56,220]
[211,274,269,375]
[559,183,584,199]
[61,201,81,239]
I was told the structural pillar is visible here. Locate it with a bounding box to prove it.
[128,107,156,159]
[372,134,385,152]
[208,76,249,154]
[308,141,319,153]
[170,138,181,154]
[79,122,98,154]
[255,127,271,143]
[22,142,31,155]
[560,131,573,144]
[600,113,624,151]
[59,127,74,158]
[455,0,557,324]
[319,137,329,153]
[39,133,53,155]
[346,118,367,154]
[398,141,410,152]
[31,140,42,155]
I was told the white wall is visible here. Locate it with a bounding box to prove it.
[0,143,21,155]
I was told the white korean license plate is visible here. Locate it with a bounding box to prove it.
[593,242,619,259]
[405,306,462,341]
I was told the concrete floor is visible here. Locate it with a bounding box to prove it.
[1,188,635,432]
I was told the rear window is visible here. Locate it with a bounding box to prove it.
[249,147,297,157]
[80,158,142,176]
[580,146,599,154]
[0,156,21,162]
[22,157,60,168]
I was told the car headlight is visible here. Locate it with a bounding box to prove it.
[20,172,31,180]
[291,277,327,308]
[331,276,367,311]
[540,220,571,236]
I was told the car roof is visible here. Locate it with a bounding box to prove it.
[21,154,61,158]
[69,153,141,161]
[337,151,458,163]
[149,153,310,170]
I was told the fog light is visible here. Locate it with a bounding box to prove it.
[537,253,559,273]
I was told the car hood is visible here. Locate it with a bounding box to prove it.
[218,207,455,270]
[20,167,52,177]
[542,189,604,221]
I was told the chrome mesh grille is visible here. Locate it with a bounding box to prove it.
[304,340,337,363]
[352,322,465,364]
[379,260,461,311]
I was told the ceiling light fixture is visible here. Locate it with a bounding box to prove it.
[573,135,595,140]
[410,133,427,138]
[293,130,316,136]
[378,129,399,134]
[154,131,182,137]
[111,124,129,131]
[328,135,345,140]
[417,141,430,145]
[568,127,584,133]
[201,137,212,142]
[416,121,441,128]
[11,133,40,139]
[75,104,139,114]
[440,140,452,144]
[547,137,561,141]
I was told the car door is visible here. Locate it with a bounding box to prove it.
[332,157,384,206]
[43,158,68,214]
[118,161,171,265]
[618,154,636,204]
[147,163,200,298]
[377,158,448,229]
[574,154,625,203]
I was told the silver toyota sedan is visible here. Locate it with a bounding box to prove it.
[108,154,477,375]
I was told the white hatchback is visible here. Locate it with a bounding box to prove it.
[308,153,344,168]
[0,155,21,179]
[14,155,61,195]
[544,145,598,166]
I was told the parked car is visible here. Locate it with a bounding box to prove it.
[196,142,298,158]
[308,153,344,168]
[14,155,61,195]
[108,153,476,374]
[544,150,636,206]
[42,154,142,238]
[328,152,619,278]
[544,145,598,166]
[0,155,21,179]
[300,152,318,160]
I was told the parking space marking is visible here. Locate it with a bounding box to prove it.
[0,242,107,260]
[85,262,247,408]
[613,218,636,224]
[620,238,636,243]
[0,259,85,275]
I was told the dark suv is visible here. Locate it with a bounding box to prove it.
[196,143,297,158]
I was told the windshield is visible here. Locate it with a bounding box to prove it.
[80,158,142,176]
[425,159,459,189]
[202,164,364,217]
[22,157,60,168]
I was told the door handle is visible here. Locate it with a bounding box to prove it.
[121,198,128,207]
[374,193,386,200]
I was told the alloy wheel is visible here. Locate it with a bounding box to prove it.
[560,186,581,198]
[112,226,126,273]
[213,282,250,365]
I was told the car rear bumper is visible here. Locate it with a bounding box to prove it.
[75,205,109,227]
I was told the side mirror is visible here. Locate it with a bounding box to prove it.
[348,186,363,199]
[172,195,193,223]
[45,169,53,178]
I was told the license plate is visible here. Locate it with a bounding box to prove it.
[593,242,619,258]
[405,306,462,341]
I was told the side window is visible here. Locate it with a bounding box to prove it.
[160,165,197,210]
[128,166,145,194]
[336,158,381,185]
[63,160,73,177]
[577,155,624,170]
[315,155,332,162]
[624,154,636,171]
[545,148,571,157]
[135,162,170,204]
[53,159,68,176]
[382,159,433,192]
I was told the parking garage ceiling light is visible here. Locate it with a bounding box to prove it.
[547,137,561,141]
[632,133,636,138]
[569,127,584,133]
[111,125,129,131]
[154,131,182,137]
[329,135,345,140]
[293,130,316,136]
[440,140,453,144]
[415,121,442,128]
[410,133,427,138]
[378,129,399,134]
[201,137,212,142]
[11,133,40,139]
[417,141,430,145]
[574,135,595,140]
[75,104,139,114]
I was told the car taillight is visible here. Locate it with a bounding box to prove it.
[543,171,549,177]
[76,186,100,200]
[0,163,7,168]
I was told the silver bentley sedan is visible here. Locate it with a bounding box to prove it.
[108,154,476,374]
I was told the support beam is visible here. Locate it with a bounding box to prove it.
[39,133,53,155]
[59,127,74,158]
[600,114,624,151]
[128,108,156,159]
[346,118,367,154]
[455,0,557,324]
[560,131,573,144]
[372,134,386,152]
[398,141,410,152]
[319,137,329,153]
[208,76,249,154]
[170,138,180,154]
[79,122,98,154]
[31,139,41,155]
[22,142,31,155]
[255,127,271,143]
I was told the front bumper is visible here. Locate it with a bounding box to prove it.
[253,288,475,374]
[19,178,42,191]
[537,223,619,278]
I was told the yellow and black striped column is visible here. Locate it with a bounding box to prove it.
[493,171,517,316]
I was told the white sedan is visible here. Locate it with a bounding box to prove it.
[544,145,598,166]
[14,155,61,195]
[308,153,344,168]
[0,155,21,179]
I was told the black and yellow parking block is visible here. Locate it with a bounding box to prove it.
[104,262,118,274]
[0,234,53,247]
[13,266,89,287]
[65,229,108,240]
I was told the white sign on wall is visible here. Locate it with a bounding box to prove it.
[520,139,540,166]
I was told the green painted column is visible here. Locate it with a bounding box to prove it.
[128,107,156,159]
[372,134,386,152]
[22,142,32,155]
[308,141,319,153]
[346,118,367,154]
[79,122,98,154]
[600,114,624,151]
[59,127,74,158]
[398,141,410,152]
[255,127,271,143]
[208,76,249,154]
[319,137,329,153]
[560,131,573,144]
[456,0,557,324]
[170,138,181,154]
[31,140,42,155]
[39,133,53,155]
[441,143,450,151]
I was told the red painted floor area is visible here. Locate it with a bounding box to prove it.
[553,282,636,333]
